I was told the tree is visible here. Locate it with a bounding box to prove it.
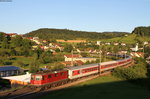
[11,35,23,47]
[35,47,43,59]
[64,44,73,53]
[132,26,150,36]
[55,48,60,52]
[0,33,5,42]
[39,51,53,64]
[10,48,17,56]
[1,37,9,49]
[29,59,39,73]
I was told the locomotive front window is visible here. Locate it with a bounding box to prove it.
[35,76,42,80]
[42,76,44,80]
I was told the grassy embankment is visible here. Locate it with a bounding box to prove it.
[38,75,150,99]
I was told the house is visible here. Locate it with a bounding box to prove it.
[114,43,119,45]
[0,66,21,77]
[64,54,82,61]
[33,37,39,40]
[5,33,17,37]
[26,37,33,40]
[49,43,63,50]
[40,46,49,50]
[118,51,127,54]
[105,43,111,45]
[121,43,126,46]
[32,45,38,50]
[146,56,150,63]
[144,41,148,45]
[64,54,97,63]
[75,57,97,63]
[43,40,48,43]
[130,52,144,58]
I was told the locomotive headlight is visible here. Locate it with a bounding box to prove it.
[54,71,57,73]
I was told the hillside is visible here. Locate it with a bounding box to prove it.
[24,28,129,40]
[132,26,150,36]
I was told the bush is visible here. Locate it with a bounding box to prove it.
[112,57,149,87]
[3,61,12,65]
[113,57,147,80]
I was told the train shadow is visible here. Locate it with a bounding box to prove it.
[1,77,150,99]
[37,78,150,99]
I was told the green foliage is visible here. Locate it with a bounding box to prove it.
[39,75,150,99]
[102,34,150,45]
[113,58,147,80]
[144,46,150,56]
[34,47,43,59]
[29,59,39,73]
[81,53,88,57]
[55,48,60,52]
[17,61,25,67]
[24,28,128,40]
[39,51,52,64]
[132,26,150,36]
[47,63,64,71]
[1,37,9,49]
[11,35,23,47]
[0,32,5,42]
[63,44,73,53]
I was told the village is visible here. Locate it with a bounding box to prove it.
[0,32,150,89]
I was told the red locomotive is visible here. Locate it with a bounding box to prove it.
[30,56,133,87]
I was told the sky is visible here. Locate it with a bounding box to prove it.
[0,0,150,34]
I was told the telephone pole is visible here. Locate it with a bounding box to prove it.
[71,50,74,66]
[97,41,101,74]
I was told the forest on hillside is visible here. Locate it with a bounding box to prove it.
[132,26,150,36]
[24,28,129,40]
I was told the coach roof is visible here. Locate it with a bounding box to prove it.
[67,61,117,70]
[67,63,99,70]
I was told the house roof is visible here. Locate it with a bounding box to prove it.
[130,52,144,57]
[75,60,84,64]
[0,66,20,72]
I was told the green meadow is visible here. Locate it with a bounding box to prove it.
[38,75,150,99]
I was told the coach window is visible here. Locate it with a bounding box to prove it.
[55,74,58,77]
[61,72,64,76]
[78,71,80,74]
[48,75,51,78]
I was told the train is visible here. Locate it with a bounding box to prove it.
[30,55,133,88]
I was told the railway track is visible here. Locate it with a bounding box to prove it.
[0,61,134,99]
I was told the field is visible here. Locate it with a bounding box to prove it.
[5,56,47,69]
[39,75,150,99]
[101,34,150,44]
